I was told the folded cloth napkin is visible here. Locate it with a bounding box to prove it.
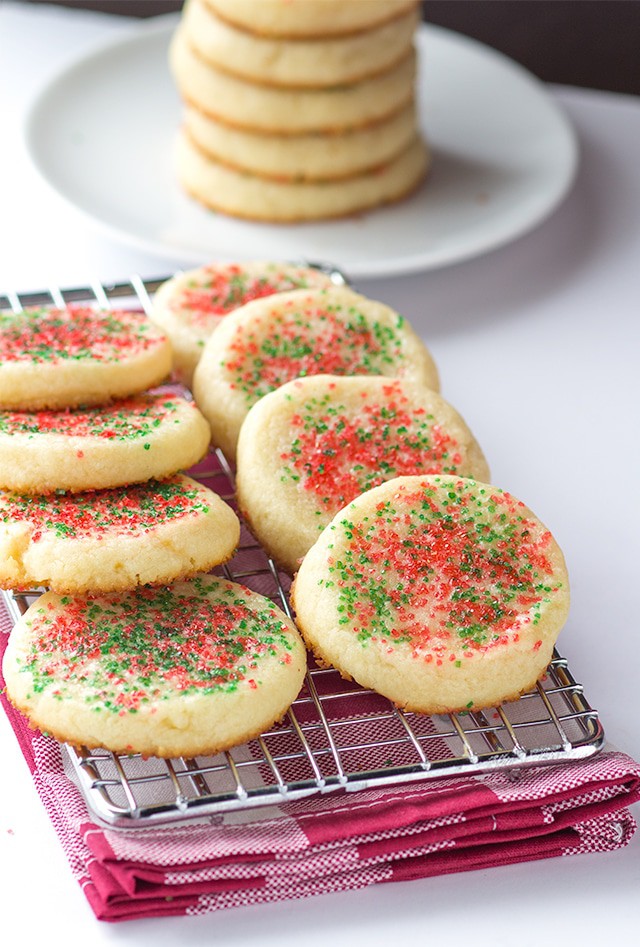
[2,598,639,923]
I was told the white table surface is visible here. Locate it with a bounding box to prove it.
[1,2,639,943]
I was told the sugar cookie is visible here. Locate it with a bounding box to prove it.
[183,102,417,182]
[236,376,489,573]
[170,29,416,133]
[292,475,570,714]
[3,575,307,758]
[192,287,439,460]
[0,475,239,593]
[0,306,171,411]
[175,128,428,222]
[151,261,338,386]
[183,0,418,88]
[204,0,419,38]
[0,391,211,494]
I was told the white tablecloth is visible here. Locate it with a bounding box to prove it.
[0,2,639,943]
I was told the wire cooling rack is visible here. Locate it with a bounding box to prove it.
[0,275,605,830]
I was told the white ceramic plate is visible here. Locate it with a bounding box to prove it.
[25,16,577,279]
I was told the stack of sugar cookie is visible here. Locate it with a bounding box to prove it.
[185,277,486,568]
[183,258,571,717]
[169,0,429,221]
[0,304,307,758]
[0,304,224,592]
[1,270,571,755]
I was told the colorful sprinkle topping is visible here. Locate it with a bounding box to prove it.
[19,578,297,711]
[223,295,410,406]
[279,381,464,516]
[0,478,210,542]
[0,307,165,365]
[321,477,563,663]
[174,263,333,329]
[0,392,191,439]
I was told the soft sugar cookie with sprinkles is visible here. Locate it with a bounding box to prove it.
[2,575,307,758]
[0,475,240,593]
[236,375,489,574]
[292,475,570,714]
[0,391,211,494]
[0,306,172,410]
[151,261,338,386]
[192,287,439,460]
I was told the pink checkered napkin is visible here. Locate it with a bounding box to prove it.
[2,594,639,923]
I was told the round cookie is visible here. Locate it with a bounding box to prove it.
[236,375,490,574]
[204,0,419,38]
[192,287,440,461]
[175,128,429,222]
[0,475,240,594]
[151,261,339,386]
[0,391,211,494]
[2,575,307,758]
[170,29,416,133]
[183,102,417,182]
[183,0,418,88]
[292,475,570,714]
[0,306,172,411]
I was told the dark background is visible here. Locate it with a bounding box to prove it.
[23,1,640,96]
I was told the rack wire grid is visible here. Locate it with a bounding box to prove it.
[0,275,605,830]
